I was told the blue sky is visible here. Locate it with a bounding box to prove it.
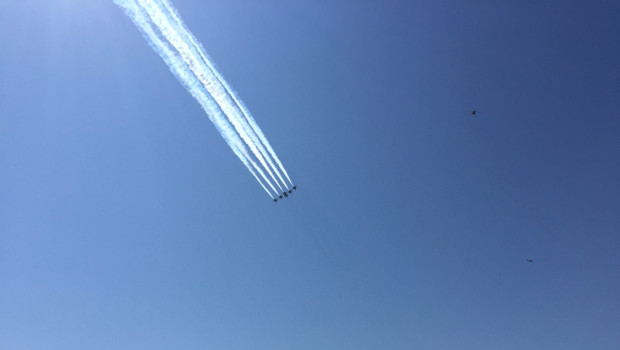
[1,0,619,349]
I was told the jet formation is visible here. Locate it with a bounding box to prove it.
[273,185,297,203]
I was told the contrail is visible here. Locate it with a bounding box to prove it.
[136,0,287,192]
[232,143,274,198]
[115,0,279,197]
[155,0,293,188]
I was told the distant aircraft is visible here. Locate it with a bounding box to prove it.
[293,185,297,190]
[273,199,278,203]
[279,195,283,199]
[472,109,476,116]
[288,189,292,194]
[283,192,288,197]
[526,259,533,263]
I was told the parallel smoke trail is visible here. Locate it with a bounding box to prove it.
[138,0,286,192]
[234,93,294,186]
[114,0,279,197]
[232,144,274,198]
[155,0,292,188]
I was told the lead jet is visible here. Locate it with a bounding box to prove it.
[526,259,533,263]
[273,199,278,203]
[293,185,297,190]
[472,109,476,116]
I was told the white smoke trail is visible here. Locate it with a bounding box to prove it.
[137,0,286,192]
[232,144,274,198]
[115,0,278,197]
[230,91,294,186]
[155,0,293,188]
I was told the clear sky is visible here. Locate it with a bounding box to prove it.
[1,0,619,349]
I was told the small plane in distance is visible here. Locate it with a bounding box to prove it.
[283,192,288,197]
[526,259,533,263]
[279,195,283,199]
[273,199,278,203]
[288,189,292,194]
[292,185,297,190]
[472,109,476,116]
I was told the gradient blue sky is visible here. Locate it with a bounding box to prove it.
[1,0,619,349]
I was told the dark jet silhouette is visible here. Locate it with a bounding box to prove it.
[293,185,297,190]
[283,192,288,197]
[279,195,283,199]
[273,199,278,203]
[288,189,292,194]
[472,109,476,116]
[526,259,533,263]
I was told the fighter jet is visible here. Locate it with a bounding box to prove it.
[279,195,283,199]
[283,192,288,198]
[293,185,297,190]
[288,189,292,194]
[526,259,533,263]
[472,109,476,116]
[273,199,278,203]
